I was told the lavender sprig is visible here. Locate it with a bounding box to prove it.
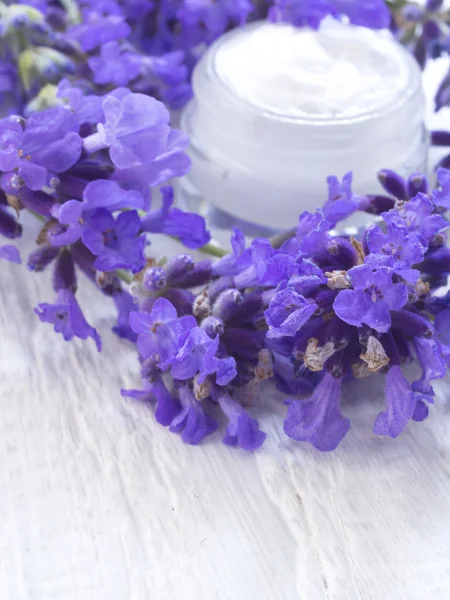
[120,171,450,451]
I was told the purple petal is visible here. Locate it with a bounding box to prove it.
[218,393,266,451]
[152,379,182,426]
[284,373,349,451]
[83,179,146,211]
[129,310,156,335]
[412,338,446,394]
[111,289,138,342]
[265,288,317,338]
[18,160,47,191]
[169,385,218,444]
[0,244,21,264]
[374,365,416,438]
[151,297,178,323]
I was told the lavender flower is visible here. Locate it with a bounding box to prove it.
[129,298,196,363]
[122,377,181,426]
[333,262,409,333]
[169,384,218,445]
[0,108,81,193]
[35,287,102,350]
[269,0,390,29]
[0,244,21,263]
[67,11,131,52]
[215,389,266,451]
[284,373,349,452]
[323,172,361,226]
[83,92,171,169]
[88,42,141,87]
[382,193,447,245]
[265,288,318,338]
[373,365,416,439]
[3,0,450,456]
[81,209,146,273]
[171,328,237,385]
[141,186,210,249]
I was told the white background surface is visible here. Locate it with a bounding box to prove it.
[2,44,450,600]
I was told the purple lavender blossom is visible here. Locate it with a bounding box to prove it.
[67,11,131,52]
[216,390,266,451]
[332,0,391,29]
[141,186,210,248]
[122,377,182,426]
[269,0,390,29]
[412,338,446,395]
[323,172,360,226]
[80,210,146,273]
[180,0,253,38]
[265,288,318,339]
[0,244,21,264]
[211,228,251,277]
[129,298,196,363]
[284,373,349,451]
[234,239,295,288]
[432,168,450,210]
[51,179,147,249]
[111,288,138,343]
[435,308,450,345]
[373,365,416,438]
[334,262,409,332]
[382,193,447,245]
[365,224,425,269]
[171,327,237,385]
[0,108,81,193]
[35,288,102,351]
[56,80,106,126]
[112,128,191,186]
[169,384,218,445]
[84,92,170,169]
[88,42,141,87]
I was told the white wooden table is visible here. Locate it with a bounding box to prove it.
[2,56,450,600]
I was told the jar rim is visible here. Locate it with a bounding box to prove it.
[201,20,423,127]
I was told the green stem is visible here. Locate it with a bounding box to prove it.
[116,269,134,285]
[165,234,228,258]
[269,227,296,249]
[199,241,228,258]
[27,208,46,222]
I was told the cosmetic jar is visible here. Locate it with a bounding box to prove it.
[179,19,428,234]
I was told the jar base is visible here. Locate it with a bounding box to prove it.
[176,177,279,247]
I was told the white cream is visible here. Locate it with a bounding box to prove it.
[179,20,427,231]
[214,20,409,119]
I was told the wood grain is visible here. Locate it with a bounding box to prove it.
[1,216,450,600]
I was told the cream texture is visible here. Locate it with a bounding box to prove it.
[182,20,426,229]
[214,19,410,119]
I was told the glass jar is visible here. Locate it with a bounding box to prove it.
[178,19,428,239]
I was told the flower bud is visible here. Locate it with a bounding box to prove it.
[143,266,166,291]
[377,169,407,201]
[27,245,59,272]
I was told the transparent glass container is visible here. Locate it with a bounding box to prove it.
[178,19,428,242]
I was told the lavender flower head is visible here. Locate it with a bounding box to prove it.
[122,166,450,452]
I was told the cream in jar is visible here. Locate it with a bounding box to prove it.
[179,18,427,231]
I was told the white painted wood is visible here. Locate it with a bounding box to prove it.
[2,216,450,600]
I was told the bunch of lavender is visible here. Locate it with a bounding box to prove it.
[120,170,450,452]
[2,0,450,454]
[0,87,211,347]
